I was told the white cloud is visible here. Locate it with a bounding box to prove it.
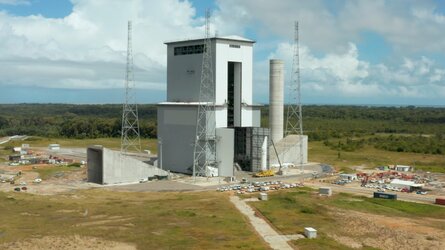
[214,0,445,54]
[0,0,444,105]
[255,40,445,102]
[0,0,203,90]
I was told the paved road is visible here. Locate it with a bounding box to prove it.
[105,180,207,192]
[0,135,28,145]
[230,196,298,250]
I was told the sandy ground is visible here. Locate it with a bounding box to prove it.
[0,236,136,250]
[0,164,98,195]
[329,209,445,250]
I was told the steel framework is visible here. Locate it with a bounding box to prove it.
[121,21,141,153]
[285,21,304,169]
[193,10,217,178]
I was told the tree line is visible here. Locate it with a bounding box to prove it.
[1,104,444,144]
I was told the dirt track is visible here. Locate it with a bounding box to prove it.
[0,236,136,250]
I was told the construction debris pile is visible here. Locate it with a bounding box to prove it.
[332,169,444,195]
[7,144,82,167]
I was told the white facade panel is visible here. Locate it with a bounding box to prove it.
[216,128,235,177]
[157,105,198,173]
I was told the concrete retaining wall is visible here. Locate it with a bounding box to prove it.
[87,146,168,185]
[269,134,308,166]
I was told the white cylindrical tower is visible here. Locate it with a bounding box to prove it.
[269,59,284,143]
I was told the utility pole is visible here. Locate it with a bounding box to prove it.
[285,21,304,171]
[121,20,141,154]
[193,10,217,179]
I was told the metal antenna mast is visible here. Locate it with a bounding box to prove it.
[285,21,304,169]
[121,20,141,153]
[193,10,217,178]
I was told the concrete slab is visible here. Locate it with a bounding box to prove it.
[105,180,205,192]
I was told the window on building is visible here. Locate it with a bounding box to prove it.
[229,44,241,48]
[174,44,205,56]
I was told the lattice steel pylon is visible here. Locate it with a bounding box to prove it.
[121,20,141,154]
[193,10,217,178]
[285,21,304,169]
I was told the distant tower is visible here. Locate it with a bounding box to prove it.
[285,21,304,168]
[121,20,141,153]
[193,10,217,178]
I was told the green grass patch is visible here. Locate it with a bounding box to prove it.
[293,235,358,250]
[250,188,445,249]
[309,141,445,173]
[3,137,158,154]
[329,192,445,218]
[0,190,267,249]
[32,166,83,180]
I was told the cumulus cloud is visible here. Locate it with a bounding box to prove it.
[255,40,445,102]
[0,0,444,105]
[0,0,203,90]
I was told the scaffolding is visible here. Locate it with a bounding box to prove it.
[285,21,304,169]
[193,10,217,177]
[121,20,141,153]
[234,127,270,172]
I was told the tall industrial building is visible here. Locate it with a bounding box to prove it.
[157,36,262,175]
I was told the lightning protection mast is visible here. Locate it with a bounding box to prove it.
[285,21,304,171]
[193,10,217,179]
[121,20,141,154]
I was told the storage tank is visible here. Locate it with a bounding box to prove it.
[269,59,284,143]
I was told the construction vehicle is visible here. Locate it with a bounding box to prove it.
[254,169,275,177]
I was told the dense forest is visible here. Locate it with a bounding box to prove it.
[0,104,444,154]
[0,104,157,139]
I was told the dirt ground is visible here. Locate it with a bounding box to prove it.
[0,164,96,195]
[329,209,445,250]
[0,235,136,250]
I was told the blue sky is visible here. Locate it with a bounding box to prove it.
[0,0,444,105]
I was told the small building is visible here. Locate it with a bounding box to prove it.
[21,144,30,149]
[304,227,317,239]
[390,179,424,192]
[48,144,60,151]
[259,192,268,201]
[395,165,411,172]
[319,187,332,196]
[339,173,357,181]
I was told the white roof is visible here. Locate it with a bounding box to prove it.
[391,179,424,187]
[218,35,254,42]
[395,165,411,168]
[165,35,255,44]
